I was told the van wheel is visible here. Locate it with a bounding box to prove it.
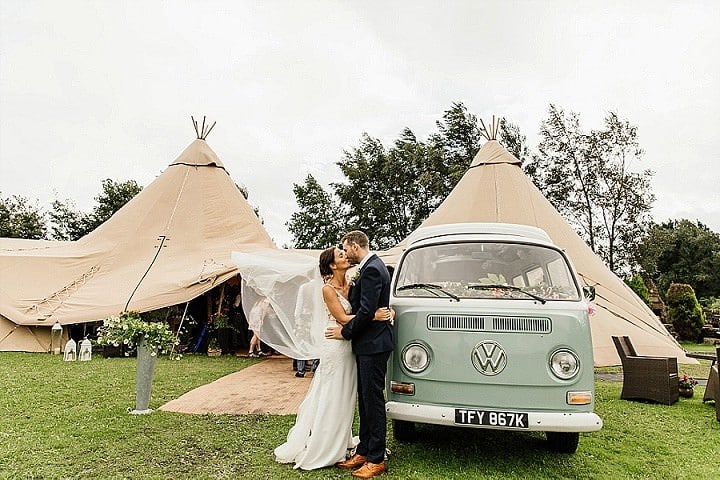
[393,420,416,442]
[546,432,579,453]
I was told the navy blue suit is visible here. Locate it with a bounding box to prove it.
[341,253,393,464]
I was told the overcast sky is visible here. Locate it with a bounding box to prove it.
[1,0,718,247]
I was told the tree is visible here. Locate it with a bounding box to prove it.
[498,118,531,165]
[636,219,720,300]
[666,283,705,342]
[90,179,142,229]
[47,199,92,241]
[526,105,654,274]
[0,193,46,239]
[289,102,486,249]
[426,102,484,204]
[625,274,651,307]
[46,179,142,240]
[286,175,344,249]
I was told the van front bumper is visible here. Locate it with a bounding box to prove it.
[386,401,603,432]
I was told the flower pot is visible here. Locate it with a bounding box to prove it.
[678,387,694,398]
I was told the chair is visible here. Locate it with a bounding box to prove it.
[612,335,679,405]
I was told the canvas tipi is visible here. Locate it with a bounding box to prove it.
[379,133,690,366]
[0,129,275,351]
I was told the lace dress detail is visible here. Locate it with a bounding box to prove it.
[274,289,357,470]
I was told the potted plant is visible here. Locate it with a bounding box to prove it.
[97,311,178,414]
[211,311,239,354]
[678,374,698,398]
[206,337,222,357]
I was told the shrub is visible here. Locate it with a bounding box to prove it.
[666,283,705,342]
[625,274,651,306]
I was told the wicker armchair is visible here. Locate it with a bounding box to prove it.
[612,335,679,405]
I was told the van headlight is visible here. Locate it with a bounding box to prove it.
[402,343,430,373]
[549,349,580,379]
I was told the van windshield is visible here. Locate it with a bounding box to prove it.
[394,241,581,301]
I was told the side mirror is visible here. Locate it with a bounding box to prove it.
[582,285,596,301]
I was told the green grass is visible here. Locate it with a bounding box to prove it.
[1,349,718,480]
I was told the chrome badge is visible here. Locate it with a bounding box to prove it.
[471,341,507,376]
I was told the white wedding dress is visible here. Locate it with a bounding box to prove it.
[274,290,358,470]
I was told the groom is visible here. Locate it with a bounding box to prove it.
[325,230,393,479]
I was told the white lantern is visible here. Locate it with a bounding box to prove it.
[79,338,92,361]
[63,339,77,361]
[51,321,63,355]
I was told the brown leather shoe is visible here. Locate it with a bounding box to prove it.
[335,454,367,469]
[351,461,386,478]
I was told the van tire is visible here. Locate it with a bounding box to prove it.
[546,432,579,453]
[392,420,416,441]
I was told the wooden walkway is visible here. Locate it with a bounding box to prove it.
[159,357,312,415]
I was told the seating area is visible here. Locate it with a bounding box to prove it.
[612,335,679,405]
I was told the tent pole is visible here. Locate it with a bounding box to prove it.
[169,301,190,358]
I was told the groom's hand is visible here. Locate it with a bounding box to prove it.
[324,326,343,340]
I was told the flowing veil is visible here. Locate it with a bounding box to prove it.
[231,248,329,359]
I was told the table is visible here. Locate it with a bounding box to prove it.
[686,352,718,402]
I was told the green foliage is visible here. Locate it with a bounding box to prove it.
[46,179,142,240]
[625,274,651,306]
[525,106,654,274]
[97,311,178,353]
[286,174,344,248]
[47,198,92,240]
[666,283,706,341]
[637,219,720,300]
[290,102,485,249]
[0,353,718,479]
[0,192,46,239]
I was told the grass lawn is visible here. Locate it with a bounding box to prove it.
[0,348,718,480]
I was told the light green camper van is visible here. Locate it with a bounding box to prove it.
[386,223,603,453]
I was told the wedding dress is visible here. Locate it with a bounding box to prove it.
[274,290,358,470]
[231,249,358,470]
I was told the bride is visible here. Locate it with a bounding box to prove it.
[232,246,392,470]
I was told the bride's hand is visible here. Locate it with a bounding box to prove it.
[373,307,395,323]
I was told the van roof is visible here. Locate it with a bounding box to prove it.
[406,223,553,246]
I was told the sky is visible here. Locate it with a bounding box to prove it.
[1,0,718,247]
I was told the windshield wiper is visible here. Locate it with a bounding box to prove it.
[468,283,547,304]
[397,283,460,302]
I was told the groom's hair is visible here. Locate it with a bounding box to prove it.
[341,230,369,249]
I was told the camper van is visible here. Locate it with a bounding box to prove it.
[386,223,603,453]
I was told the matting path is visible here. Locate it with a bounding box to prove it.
[159,357,312,415]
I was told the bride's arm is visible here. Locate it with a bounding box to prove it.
[322,285,354,325]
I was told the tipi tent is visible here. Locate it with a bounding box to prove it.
[0,136,275,351]
[379,139,691,366]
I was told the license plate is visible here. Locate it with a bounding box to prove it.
[455,409,529,429]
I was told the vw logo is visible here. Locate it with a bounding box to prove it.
[471,341,507,376]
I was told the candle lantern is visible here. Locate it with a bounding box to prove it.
[50,321,63,355]
[63,338,77,361]
[79,338,92,361]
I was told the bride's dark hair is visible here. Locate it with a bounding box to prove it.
[319,246,337,277]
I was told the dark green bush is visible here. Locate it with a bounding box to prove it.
[625,274,651,306]
[666,283,705,341]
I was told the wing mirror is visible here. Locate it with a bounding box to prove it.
[582,285,596,301]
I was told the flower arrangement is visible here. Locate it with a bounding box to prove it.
[679,374,698,389]
[97,311,178,355]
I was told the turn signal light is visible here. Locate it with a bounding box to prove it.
[391,381,415,395]
[567,391,593,405]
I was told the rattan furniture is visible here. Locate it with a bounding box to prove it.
[612,335,679,405]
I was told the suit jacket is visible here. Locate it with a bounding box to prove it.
[341,253,394,355]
